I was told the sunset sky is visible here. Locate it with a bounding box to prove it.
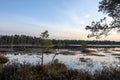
[0,0,119,41]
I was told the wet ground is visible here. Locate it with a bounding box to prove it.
[4,49,120,73]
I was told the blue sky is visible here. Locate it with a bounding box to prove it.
[0,0,119,41]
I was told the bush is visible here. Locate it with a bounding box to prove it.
[0,55,9,64]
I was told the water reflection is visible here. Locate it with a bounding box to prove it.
[5,50,120,72]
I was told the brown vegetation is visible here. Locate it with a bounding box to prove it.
[111,54,120,56]
[79,58,91,62]
[81,49,96,53]
[85,53,105,56]
[0,60,120,80]
[0,55,9,64]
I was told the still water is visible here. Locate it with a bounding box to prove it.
[5,50,120,72]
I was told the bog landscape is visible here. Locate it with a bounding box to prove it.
[0,0,120,80]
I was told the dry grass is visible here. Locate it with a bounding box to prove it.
[58,51,75,55]
[0,55,9,64]
[115,57,120,60]
[87,53,105,56]
[104,51,111,53]
[0,60,120,80]
[81,49,96,53]
[111,54,120,56]
[79,58,91,62]
[112,49,120,51]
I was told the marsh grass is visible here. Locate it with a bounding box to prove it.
[115,57,120,60]
[81,48,97,54]
[0,55,9,64]
[58,51,75,55]
[87,53,105,56]
[83,52,105,57]
[0,60,120,80]
[79,58,91,62]
[111,54,120,56]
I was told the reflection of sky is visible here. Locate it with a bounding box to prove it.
[0,0,119,41]
[5,50,120,73]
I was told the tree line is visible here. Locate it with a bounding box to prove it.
[0,35,120,45]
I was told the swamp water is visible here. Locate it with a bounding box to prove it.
[4,50,120,73]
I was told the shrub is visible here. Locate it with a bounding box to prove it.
[0,55,9,64]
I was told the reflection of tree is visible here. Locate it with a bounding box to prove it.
[51,41,63,64]
[86,0,120,38]
[81,42,87,50]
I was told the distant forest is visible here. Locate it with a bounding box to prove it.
[0,35,120,45]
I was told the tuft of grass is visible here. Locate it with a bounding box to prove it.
[81,49,91,53]
[87,53,105,56]
[59,51,75,55]
[79,58,91,62]
[115,57,120,60]
[111,54,120,56]
[0,55,9,64]
[81,48,96,53]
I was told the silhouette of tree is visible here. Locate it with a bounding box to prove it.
[86,0,120,38]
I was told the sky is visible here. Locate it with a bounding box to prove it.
[0,0,119,41]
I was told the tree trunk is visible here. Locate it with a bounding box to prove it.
[41,48,43,65]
